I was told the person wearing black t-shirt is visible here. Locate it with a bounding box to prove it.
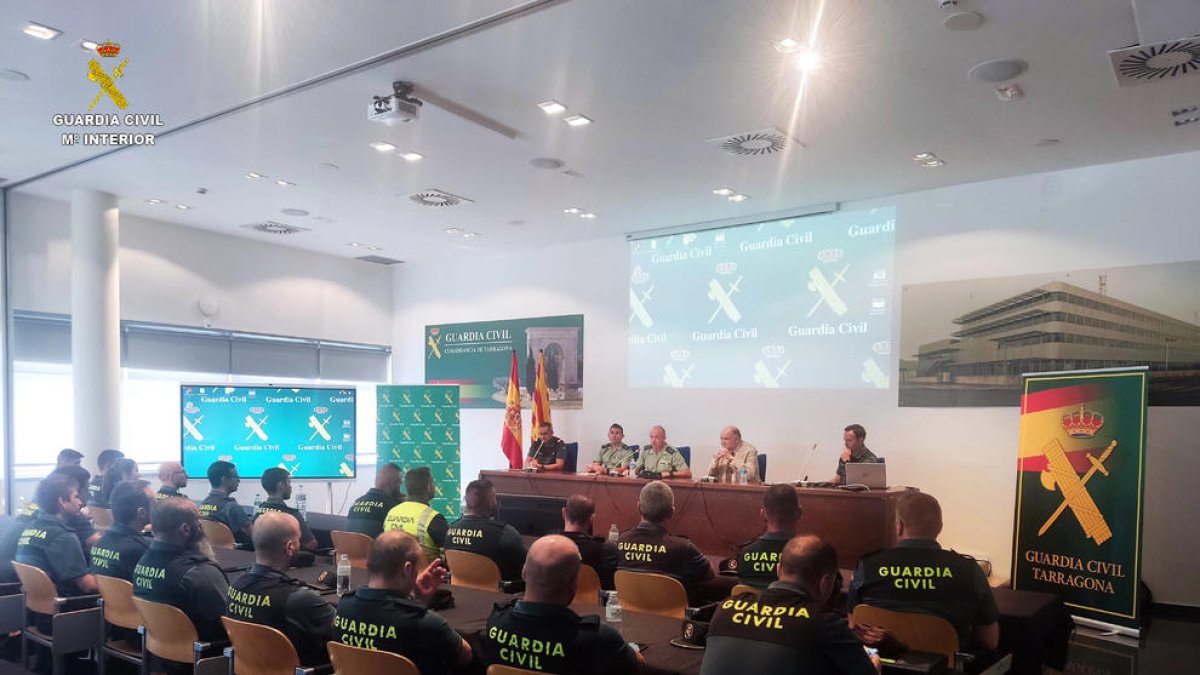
[616,481,714,603]
[199,460,252,544]
[16,475,98,597]
[526,422,567,471]
[346,463,404,538]
[445,479,527,581]
[91,480,153,581]
[156,461,188,500]
[559,494,620,590]
[737,484,802,589]
[254,468,317,551]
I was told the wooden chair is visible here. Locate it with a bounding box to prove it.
[95,576,143,675]
[730,583,761,597]
[327,641,420,675]
[221,617,301,675]
[331,531,373,569]
[11,562,102,675]
[90,506,114,530]
[133,596,227,673]
[851,604,959,667]
[613,570,687,619]
[487,665,542,675]
[200,520,237,550]
[445,549,501,591]
[572,564,601,607]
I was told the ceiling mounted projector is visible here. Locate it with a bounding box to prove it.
[369,80,423,124]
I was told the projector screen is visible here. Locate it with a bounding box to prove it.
[628,207,895,389]
[181,385,357,480]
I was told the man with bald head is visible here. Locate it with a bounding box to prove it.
[634,425,690,479]
[226,511,335,665]
[156,462,188,500]
[334,531,471,675]
[346,463,404,538]
[707,425,760,483]
[703,535,879,675]
[848,492,999,651]
[483,535,642,674]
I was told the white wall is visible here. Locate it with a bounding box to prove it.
[392,149,1200,607]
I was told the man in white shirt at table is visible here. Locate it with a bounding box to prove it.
[707,426,759,484]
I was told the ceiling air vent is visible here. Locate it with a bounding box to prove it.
[356,255,404,265]
[1109,38,1200,86]
[240,221,309,235]
[408,189,473,208]
[707,127,797,156]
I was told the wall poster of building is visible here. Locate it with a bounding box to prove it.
[899,261,1200,407]
[425,314,584,409]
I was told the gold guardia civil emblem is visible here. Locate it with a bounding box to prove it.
[87,41,129,110]
[1037,407,1117,545]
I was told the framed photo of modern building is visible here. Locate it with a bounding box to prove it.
[899,261,1200,407]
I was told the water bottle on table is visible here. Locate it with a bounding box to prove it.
[629,456,638,477]
[336,554,352,596]
[605,591,623,623]
[738,465,749,485]
[608,524,620,543]
[296,484,307,517]
[254,493,263,509]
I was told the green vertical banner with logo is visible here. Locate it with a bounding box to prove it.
[1012,367,1148,634]
[377,386,461,519]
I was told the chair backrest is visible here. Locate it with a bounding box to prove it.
[614,570,687,619]
[573,564,601,607]
[850,604,958,666]
[757,454,767,482]
[327,640,419,675]
[222,617,300,675]
[563,443,579,473]
[445,549,501,591]
[730,583,761,597]
[90,506,114,530]
[132,596,200,663]
[331,531,373,569]
[487,665,542,675]
[96,576,141,630]
[200,520,236,550]
[11,561,58,615]
[676,446,691,467]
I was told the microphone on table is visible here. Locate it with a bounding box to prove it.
[797,443,818,486]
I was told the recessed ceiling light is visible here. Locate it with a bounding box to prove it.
[711,188,734,196]
[275,180,295,187]
[0,69,30,82]
[280,208,309,217]
[367,246,382,252]
[400,152,424,162]
[146,198,164,205]
[773,38,800,53]
[245,172,266,180]
[563,207,581,214]
[793,50,821,73]
[728,194,749,203]
[580,212,597,219]
[444,227,463,234]
[911,152,936,162]
[537,100,566,115]
[564,115,592,127]
[920,159,946,168]
[175,204,192,210]
[80,40,99,52]
[968,59,1027,84]
[370,141,396,153]
[347,242,363,248]
[462,231,481,238]
[23,22,61,40]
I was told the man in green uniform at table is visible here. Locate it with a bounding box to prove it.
[634,425,691,479]
[255,468,318,551]
[585,423,635,475]
[526,422,567,471]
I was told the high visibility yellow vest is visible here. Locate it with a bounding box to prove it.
[383,501,443,561]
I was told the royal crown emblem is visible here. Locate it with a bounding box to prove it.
[1061,405,1104,438]
[96,41,121,58]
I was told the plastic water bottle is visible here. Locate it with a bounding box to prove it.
[629,457,638,477]
[254,493,263,509]
[336,554,351,597]
[608,524,620,543]
[738,465,749,485]
[605,591,623,623]
[296,484,307,517]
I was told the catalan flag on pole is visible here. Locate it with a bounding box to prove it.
[500,351,523,469]
[531,350,552,432]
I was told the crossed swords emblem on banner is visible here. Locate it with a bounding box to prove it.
[244,415,269,441]
[707,276,743,324]
[427,333,442,359]
[308,415,332,441]
[182,415,204,441]
[753,360,791,388]
[1038,438,1117,544]
[629,286,655,328]
[807,264,850,317]
[87,57,129,110]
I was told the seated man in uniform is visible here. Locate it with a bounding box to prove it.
[54,465,101,551]
[703,535,880,675]
[617,481,713,602]
[15,475,98,596]
[93,458,139,509]
[831,424,879,486]
[56,448,84,469]
[346,462,404,538]
[635,425,691,479]
[91,479,153,581]
[708,426,760,484]
[0,466,96,583]
[559,494,620,590]
[585,423,635,475]
[526,422,567,471]
[255,468,318,551]
[134,497,229,642]
[334,531,471,675]
[482,535,642,674]
[91,449,125,503]
[848,492,999,651]
[383,467,448,563]
[737,484,802,589]
[445,479,526,581]
[199,460,253,544]
[227,512,335,666]
[156,461,188,500]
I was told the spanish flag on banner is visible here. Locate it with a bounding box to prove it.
[500,351,523,469]
[531,350,552,432]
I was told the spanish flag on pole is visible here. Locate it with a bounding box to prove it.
[531,350,552,432]
[500,351,523,469]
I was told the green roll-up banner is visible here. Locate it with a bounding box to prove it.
[377,385,461,519]
[1012,367,1148,634]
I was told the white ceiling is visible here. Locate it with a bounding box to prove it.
[2,0,1199,262]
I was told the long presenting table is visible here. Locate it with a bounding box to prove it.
[482,470,908,567]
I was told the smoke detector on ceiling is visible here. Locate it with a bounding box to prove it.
[408,189,473,207]
[707,127,798,156]
[240,222,309,235]
[1109,39,1200,86]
